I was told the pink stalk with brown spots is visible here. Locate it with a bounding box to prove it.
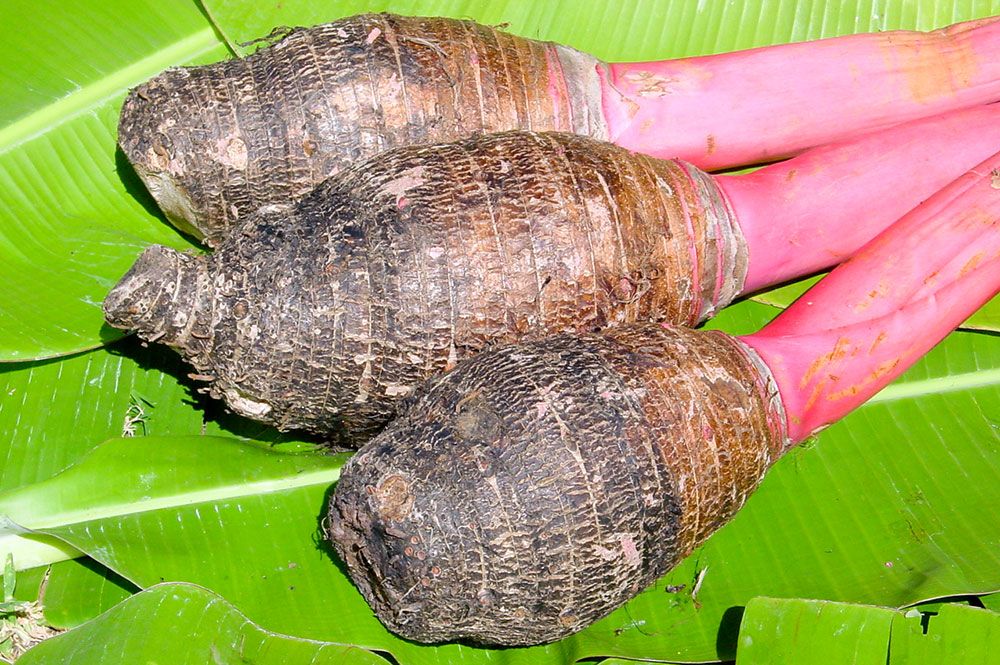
[744,152,1000,439]
[604,16,1000,169]
[716,102,1000,291]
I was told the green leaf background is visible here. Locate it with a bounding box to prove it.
[735,597,1000,664]
[18,583,388,665]
[1,0,999,662]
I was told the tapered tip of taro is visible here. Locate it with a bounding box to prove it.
[103,245,186,334]
[118,77,205,240]
[118,84,157,156]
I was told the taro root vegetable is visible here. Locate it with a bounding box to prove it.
[118,12,1000,244]
[103,106,1000,444]
[327,149,1000,646]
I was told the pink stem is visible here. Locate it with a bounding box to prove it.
[717,104,1000,291]
[601,16,1000,169]
[742,154,1000,441]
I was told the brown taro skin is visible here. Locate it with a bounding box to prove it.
[326,323,788,645]
[118,13,607,245]
[103,131,746,446]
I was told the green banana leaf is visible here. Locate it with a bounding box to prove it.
[0,337,310,632]
[16,583,387,665]
[0,0,226,361]
[892,603,1000,663]
[2,0,1000,662]
[2,551,135,632]
[982,592,1000,612]
[737,597,1000,664]
[0,336,314,496]
[31,561,135,630]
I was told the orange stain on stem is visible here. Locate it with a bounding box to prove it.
[956,207,997,230]
[825,358,902,402]
[800,337,856,412]
[800,336,852,387]
[852,279,889,312]
[960,251,987,276]
[803,377,829,412]
[883,27,980,104]
[868,331,888,354]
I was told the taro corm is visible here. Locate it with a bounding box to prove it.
[117,12,1000,244]
[327,148,1000,646]
[103,105,1000,445]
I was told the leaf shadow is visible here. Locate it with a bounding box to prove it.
[114,147,207,248]
[313,481,351,580]
[114,147,166,224]
[98,322,127,348]
[715,604,745,661]
[71,556,142,597]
